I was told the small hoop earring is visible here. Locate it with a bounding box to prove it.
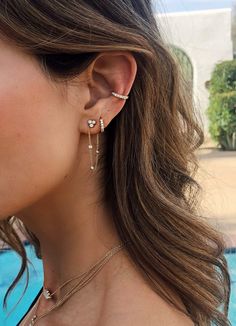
[111,91,129,100]
[87,119,99,171]
[99,118,105,133]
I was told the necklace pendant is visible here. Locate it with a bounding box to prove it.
[43,288,52,299]
[29,315,37,326]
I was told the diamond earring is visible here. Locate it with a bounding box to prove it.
[88,119,97,128]
[99,118,105,133]
[111,92,129,100]
[87,119,99,171]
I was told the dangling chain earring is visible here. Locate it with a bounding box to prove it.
[87,118,106,171]
[87,91,129,172]
[87,119,99,171]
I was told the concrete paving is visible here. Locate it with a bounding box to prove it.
[196,141,236,248]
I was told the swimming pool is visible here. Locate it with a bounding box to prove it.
[225,249,236,326]
[0,244,235,326]
[0,244,43,326]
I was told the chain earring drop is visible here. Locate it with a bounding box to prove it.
[87,118,105,171]
[87,119,98,171]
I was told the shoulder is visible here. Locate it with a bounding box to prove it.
[99,300,194,326]
[98,280,194,326]
[98,254,194,326]
[100,310,194,326]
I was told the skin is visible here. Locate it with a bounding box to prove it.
[0,38,193,325]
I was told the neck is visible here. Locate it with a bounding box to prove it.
[16,157,122,299]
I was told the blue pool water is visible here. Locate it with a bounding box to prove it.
[225,250,236,326]
[0,245,235,326]
[0,245,43,326]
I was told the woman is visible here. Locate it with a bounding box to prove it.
[0,1,231,325]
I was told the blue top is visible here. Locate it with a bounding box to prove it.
[17,287,43,325]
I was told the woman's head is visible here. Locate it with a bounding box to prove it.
[0,1,231,325]
[0,36,137,221]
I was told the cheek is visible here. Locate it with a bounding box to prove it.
[0,74,78,219]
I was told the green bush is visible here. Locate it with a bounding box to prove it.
[209,60,236,94]
[207,60,236,150]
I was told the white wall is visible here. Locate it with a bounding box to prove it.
[156,9,233,133]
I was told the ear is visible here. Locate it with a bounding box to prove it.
[79,51,137,134]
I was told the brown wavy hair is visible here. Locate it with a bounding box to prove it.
[0,1,231,325]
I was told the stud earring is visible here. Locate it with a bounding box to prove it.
[88,119,97,128]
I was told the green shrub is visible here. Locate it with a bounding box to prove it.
[209,60,236,94]
[207,60,236,150]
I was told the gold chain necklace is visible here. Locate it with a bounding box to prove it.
[23,242,127,326]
